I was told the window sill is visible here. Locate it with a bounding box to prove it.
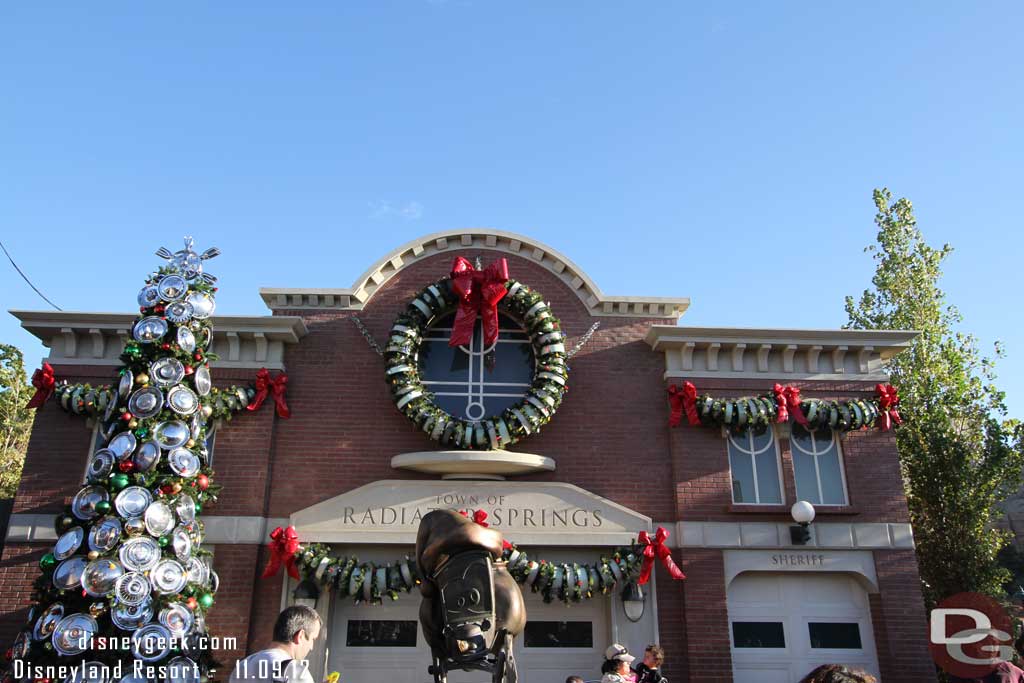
[726,504,860,515]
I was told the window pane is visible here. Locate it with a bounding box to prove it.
[346,620,417,647]
[808,622,862,649]
[792,450,821,505]
[754,448,782,504]
[732,622,785,648]
[729,449,756,503]
[750,429,773,454]
[817,446,847,505]
[419,313,533,420]
[523,621,593,648]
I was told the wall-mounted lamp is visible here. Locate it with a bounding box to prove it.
[790,500,816,546]
[622,581,645,623]
[293,578,321,609]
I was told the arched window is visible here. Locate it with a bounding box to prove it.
[417,312,535,421]
[791,424,848,506]
[727,428,783,505]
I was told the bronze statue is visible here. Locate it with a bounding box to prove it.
[416,509,526,683]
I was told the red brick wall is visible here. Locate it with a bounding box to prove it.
[679,549,733,682]
[873,549,938,682]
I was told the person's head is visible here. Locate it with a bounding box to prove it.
[566,677,585,683]
[273,605,322,659]
[799,664,877,683]
[603,644,635,675]
[643,644,665,669]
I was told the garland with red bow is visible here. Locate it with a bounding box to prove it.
[666,381,903,433]
[272,523,681,606]
[384,258,569,450]
[247,368,291,418]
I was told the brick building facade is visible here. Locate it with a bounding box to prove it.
[2,230,936,682]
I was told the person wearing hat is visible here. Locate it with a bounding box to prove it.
[601,644,637,683]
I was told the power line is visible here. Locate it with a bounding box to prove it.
[0,240,62,311]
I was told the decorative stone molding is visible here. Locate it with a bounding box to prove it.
[645,326,917,381]
[6,513,290,544]
[259,229,690,319]
[677,521,915,550]
[390,450,556,478]
[723,549,880,592]
[11,310,307,370]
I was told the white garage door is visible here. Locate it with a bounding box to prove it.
[728,573,879,683]
[328,584,610,683]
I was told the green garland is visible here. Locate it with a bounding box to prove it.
[384,277,569,450]
[53,381,255,423]
[691,391,885,433]
[291,541,643,606]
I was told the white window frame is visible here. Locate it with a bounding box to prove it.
[81,421,106,484]
[790,426,849,506]
[725,427,784,505]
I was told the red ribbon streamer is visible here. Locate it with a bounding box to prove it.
[247,368,291,418]
[666,382,700,427]
[448,256,510,349]
[876,383,902,431]
[773,383,789,423]
[262,526,301,579]
[25,362,55,409]
[637,527,686,585]
[783,385,809,426]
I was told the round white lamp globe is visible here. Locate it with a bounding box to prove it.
[791,500,816,525]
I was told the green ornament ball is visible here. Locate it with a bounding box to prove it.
[39,553,57,570]
[95,501,112,515]
[194,501,202,514]
[158,535,170,547]
[109,473,130,491]
[198,593,214,609]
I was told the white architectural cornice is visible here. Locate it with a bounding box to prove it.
[645,326,918,381]
[259,229,690,319]
[10,310,307,370]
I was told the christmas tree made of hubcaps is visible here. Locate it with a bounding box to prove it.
[6,238,224,683]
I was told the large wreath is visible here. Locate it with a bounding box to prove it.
[384,267,569,450]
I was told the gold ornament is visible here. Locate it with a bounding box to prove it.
[89,602,107,617]
[125,517,146,536]
[171,482,183,494]
[135,373,150,386]
[129,419,139,429]
[202,405,213,418]
[186,439,196,448]
[87,550,99,560]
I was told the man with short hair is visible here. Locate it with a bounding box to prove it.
[229,605,322,683]
[633,644,666,683]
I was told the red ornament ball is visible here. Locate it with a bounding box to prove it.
[121,412,133,422]
[160,484,175,495]
[118,460,134,473]
[186,597,198,610]
[196,474,210,491]
[161,343,171,350]
[194,353,203,361]
[184,365,194,375]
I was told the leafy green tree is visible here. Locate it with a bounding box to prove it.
[0,343,32,498]
[846,188,1024,607]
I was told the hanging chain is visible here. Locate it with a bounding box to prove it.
[567,321,600,358]
[351,316,384,356]
[353,316,599,359]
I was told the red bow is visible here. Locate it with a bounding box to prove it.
[25,362,56,410]
[876,383,902,431]
[783,385,808,426]
[637,527,685,585]
[262,526,301,579]
[448,257,509,349]
[248,368,290,418]
[772,383,789,423]
[461,509,512,549]
[667,382,700,427]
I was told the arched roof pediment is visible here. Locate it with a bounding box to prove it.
[259,229,689,319]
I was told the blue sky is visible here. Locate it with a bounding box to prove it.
[2,2,1021,416]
